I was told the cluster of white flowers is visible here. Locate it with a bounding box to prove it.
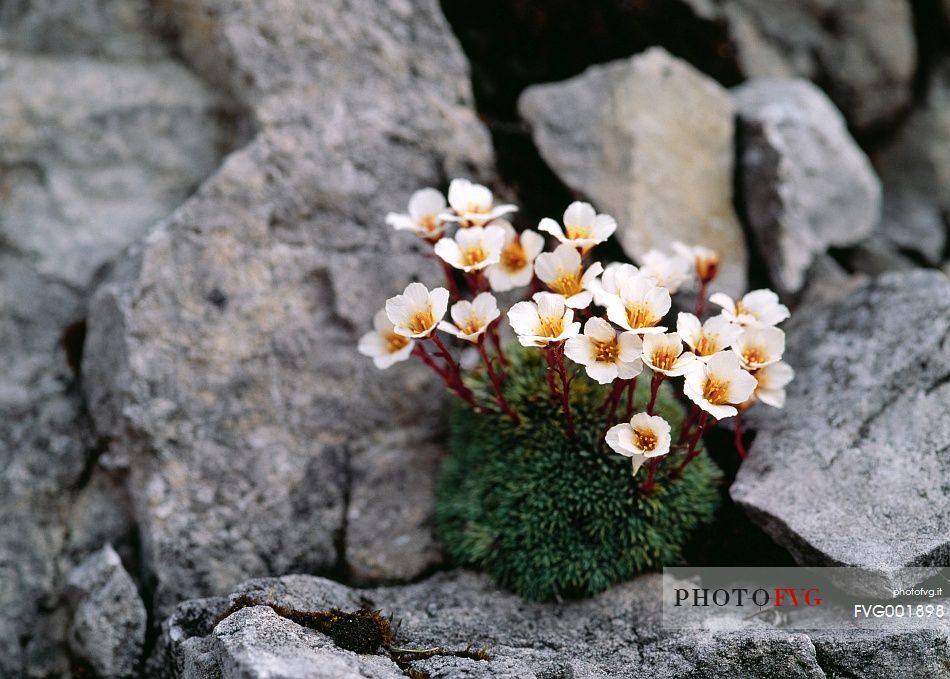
[361,179,794,489]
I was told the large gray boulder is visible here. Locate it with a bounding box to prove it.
[519,47,747,296]
[733,79,881,294]
[872,62,950,264]
[156,571,950,678]
[0,2,225,675]
[722,0,916,131]
[65,545,147,678]
[82,0,494,616]
[732,271,950,589]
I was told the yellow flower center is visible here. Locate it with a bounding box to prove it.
[408,306,435,335]
[633,427,658,452]
[742,346,768,366]
[462,245,488,267]
[734,300,756,320]
[592,337,620,364]
[702,376,730,405]
[650,347,679,371]
[385,331,410,353]
[500,240,527,271]
[537,315,565,338]
[465,201,489,214]
[565,223,590,240]
[547,268,584,296]
[458,315,483,336]
[624,303,659,329]
[419,214,440,233]
[695,332,718,356]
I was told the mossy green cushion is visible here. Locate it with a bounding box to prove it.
[435,346,721,601]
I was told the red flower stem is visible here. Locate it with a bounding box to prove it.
[547,344,576,441]
[695,280,708,318]
[647,372,665,415]
[467,270,488,294]
[412,343,450,381]
[601,378,625,412]
[674,411,710,475]
[426,335,485,412]
[678,404,699,444]
[543,346,558,399]
[489,320,508,367]
[434,255,462,301]
[477,339,520,424]
[639,457,661,493]
[598,379,627,451]
[734,412,748,459]
[530,275,542,296]
[623,376,638,421]
[429,333,459,373]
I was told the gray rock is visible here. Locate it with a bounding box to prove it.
[873,62,950,264]
[0,0,169,59]
[0,1,226,674]
[157,571,949,678]
[732,271,950,590]
[845,234,921,277]
[65,545,147,678]
[82,0,493,616]
[723,0,916,130]
[519,47,747,295]
[733,79,881,294]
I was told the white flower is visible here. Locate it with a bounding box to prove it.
[507,292,581,347]
[732,326,785,370]
[445,178,517,227]
[672,241,720,283]
[606,276,671,334]
[385,282,450,339]
[591,262,642,307]
[752,361,795,408]
[433,225,506,272]
[564,317,643,384]
[676,312,743,362]
[605,413,672,475]
[683,351,758,420]
[358,309,415,369]
[534,243,604,309]
[486,221,545,291]
[538,201,617,251]
[709,289,790,327]
[438,292,500,343]
[385,188,448,239]
[639,249,692,294]
[641,333,696,377]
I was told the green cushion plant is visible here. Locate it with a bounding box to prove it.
[435,346,721,601]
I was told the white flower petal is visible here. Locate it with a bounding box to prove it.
[586,361,619,384]
[408,188,446,221]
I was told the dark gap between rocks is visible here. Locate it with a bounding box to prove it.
[440,0,743,231]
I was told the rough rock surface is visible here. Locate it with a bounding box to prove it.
[0,1,225,675]
[65,544,147,678]
[732,271,950,589]
[722,0,916,131]
[82,0,494,616]
[519,47,747,295]
[733,79,881,294]
[872,62,950,264]
[156,571,950,678]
